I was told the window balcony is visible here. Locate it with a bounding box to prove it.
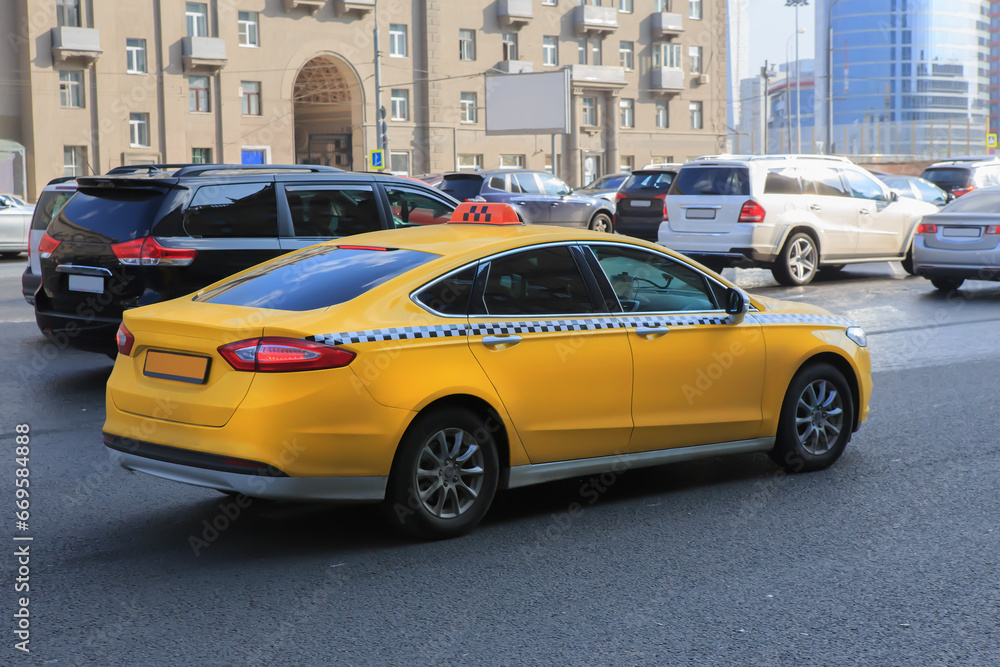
[182,36,228,73]
[333,0,375,16]
[573,5,618,35]
[567,64,626,88]
[51,26,102,65]
[650,67,685,93]
[652,12,684,38]
[495,60,534,74]
[284,0,326,13]
[498,0,533,27]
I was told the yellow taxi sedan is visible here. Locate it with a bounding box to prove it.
[103,203,872,539]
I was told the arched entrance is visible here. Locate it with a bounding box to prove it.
[293,55,364,170]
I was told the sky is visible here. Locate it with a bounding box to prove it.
[748,1,817,71]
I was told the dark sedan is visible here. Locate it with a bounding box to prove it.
[612,168,678,242]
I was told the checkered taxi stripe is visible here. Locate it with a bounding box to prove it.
[750,313,857,327]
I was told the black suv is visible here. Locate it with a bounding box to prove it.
[612,168,679,242]
[34,164,459,354]
[921,157,1000,198]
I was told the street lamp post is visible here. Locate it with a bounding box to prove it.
[824,0,847,154]
[786,1,809,154]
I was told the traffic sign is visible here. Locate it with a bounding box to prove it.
[370,150,384,170]
[988,133,997,149]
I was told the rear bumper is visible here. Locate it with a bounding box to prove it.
[21,269,40,305]
[34,307,120,353]
[915,265,1000,282]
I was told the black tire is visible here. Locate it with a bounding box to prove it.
[589,212,614,234]
[901,243,915,275]
[769,363,855,473]
[930,276,964,292]
[0,252,21,259]
[771,232,818,286]
[382,407,499,540]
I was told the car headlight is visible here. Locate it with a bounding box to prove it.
[846,326,867,348]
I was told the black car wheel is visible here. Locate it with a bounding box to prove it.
[930,276,964,292]
[901,243,915,275]
[589,213,614,234]
[771,233,818,286]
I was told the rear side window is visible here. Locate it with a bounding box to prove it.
[668,167,749,196]
[763,168,802,195]
[413,266,477,315]
[285,186,380,237]
[623,171,675,191]
[939,188,1000,213]
[922,168,971,190]
[803,167,849,197]
[476,246,596,316]
[512,173,542,194]
[184,183,278,238]
[50,188,166,243]
[195,246,436,311]
[440,176,484,201]
[31,190,76,231]
[487,175,507,191]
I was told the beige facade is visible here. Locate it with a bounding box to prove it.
[2,0,727,200]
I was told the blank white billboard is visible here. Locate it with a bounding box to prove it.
[484,70,571,135]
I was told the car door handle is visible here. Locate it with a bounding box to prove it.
[481,335,522,349]
[809,204,822,211]
[859,208,871,214]
[516,201,528,206]
[550,202,560,206]
[635,326,670,338]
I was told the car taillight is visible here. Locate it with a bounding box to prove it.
[116,323,135,356]
[111,237,197,267]
[38,233,60,259]
[916,223,938,234]
[738,200,766,223]
[615,192,627,203]
[654,193,669,221]
[987,225,1000,235]
[218,337,356,373]
[952,185,975,197]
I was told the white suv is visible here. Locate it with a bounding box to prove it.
[659,155,937,285]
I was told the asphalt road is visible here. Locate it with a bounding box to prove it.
[1,255,999,666]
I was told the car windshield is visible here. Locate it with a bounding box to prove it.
[668,166,750,196]
[195,245,437,311]
[922,168,970,190]
[938,187,1000,213]
[440,176,484,201]
[624,171,675,191]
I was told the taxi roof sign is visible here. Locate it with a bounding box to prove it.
[448,202,523,225]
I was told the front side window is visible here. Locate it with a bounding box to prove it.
[619,41,634,70]
[459,29,476,61]
[477,246,596,316]
[384,185,453,227]
[414,266,477,316]
[620,98,634,128]
[126,39,147,74]
[129,113,150,147]
[511,173,542,194]
[689,0,703,19]
[582,97,598,126]
[59,70,84,108]
[460,92,477,123]
[238,11,259,47]
[285,186,380,238]
[185,183,278,238]
[543,36,559,66]
[590,245,716,313]
[539,174,572,196]
[502,33,518,61]
[189,76,210,112]
[843,170,887,202]
[241,81,261,115]
[391,89,409,121]
[191,147,212,164]
[389,24,407,57]
[186,2,208,37]
[689,101,703,129]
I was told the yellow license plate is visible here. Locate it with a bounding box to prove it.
[143,350,211,384]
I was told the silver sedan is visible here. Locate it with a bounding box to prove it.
[913,187,1000,291]
[0,194,33,258]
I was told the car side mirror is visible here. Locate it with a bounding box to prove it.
[889,191,898,202]
[726,287,749,325]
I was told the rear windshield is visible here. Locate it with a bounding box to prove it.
[938,187,1000,213]
[668,166,750,196]
[195,245,436,311]
[921,168,971,190]
[440,176,484,201]
[50,188,166,243]
[623,171,675,191]
[585,175,628,190]
[31,189,76,231]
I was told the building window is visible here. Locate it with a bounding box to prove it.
[582,97,597,126]
[589,38,602,66]
[238,11,259,47]
[129,113,150,147]
[620,155,634,172]
[619,41,634,70]
[651,155,673,164]
[578,39,587,65]
[391,89,409,121]
[689,0,702,20]
[192,148,212,164]
[689,101,703,129]
[59,70,84,108]
[459,29,476,61]
[654,42,682,69]
[389,24,408,57]
[186,3,208,37]
[189,76,210,112]
[542,0,557,5]
[689,45,702,75]
[499,154,525,169]
[502,33,518,61]
[543,36,559,66]
[655,100,669,128]
[126,39,147,74]
[389,151,410,176]
[620,98,634,128]
[56,0,80,27]
[619,0,633,12]
[457,154,483,171]
[241,81,261,116]
[460,92,477,124]
[63,146,85,177]
[656,0,671,10]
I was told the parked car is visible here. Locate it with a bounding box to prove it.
[104,202,871,539]
[0,193,35,258]
[912,186,1000,291]
[613,167,680,242]
[575,172,631,207]
[659,155,938,285]
[21,177,78,304]
[874,173,949,208]
[35,164,459,355]
[413,173,445,188]
[920,158,1000,198]
[439,170,615,232]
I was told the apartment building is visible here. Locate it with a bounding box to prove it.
[1,0,727,199]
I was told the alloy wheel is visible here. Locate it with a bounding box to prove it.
[794,379,845,456]
[788,237,817,282]
[414,428,485,519]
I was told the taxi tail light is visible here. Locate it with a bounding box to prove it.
[952,185,975,197]
[218,337,356,373]
[38,232,61,259]
[116,323,135,356]
[654,193,668,221]
[738,200,766,223]
[112,237,197,267]
[917,223,938,234]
